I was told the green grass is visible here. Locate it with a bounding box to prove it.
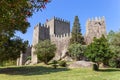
[0,64,120,80]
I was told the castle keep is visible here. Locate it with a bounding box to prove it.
[17,16,107,65]
[31,17,71,64]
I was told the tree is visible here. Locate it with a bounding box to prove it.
[85,35,113,69]
[0,36,28,64]
[0,0,50,63]
[108,30,120,68]
[70,16,84,44]
[0,0,50,37]
[34,40,56,64]
[68,43,86,60]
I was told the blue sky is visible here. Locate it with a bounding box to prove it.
[16,0,120,44]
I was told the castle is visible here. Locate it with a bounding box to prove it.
[31,17,71,64]
[17,16,107,65]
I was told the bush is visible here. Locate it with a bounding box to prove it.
[51,60,58,69]
[59,61,67,67]
[26,56,31,61]
[109,59,117,68]
[34,40,56,64]
[109,59,120,68]
[93,63,98,71]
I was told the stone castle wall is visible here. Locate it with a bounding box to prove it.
[30,16,107,64]
[50,33,71,60]
[31,17,71,64]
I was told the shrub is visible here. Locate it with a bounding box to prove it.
[26,56,31,61]
[109,59,120,68]
[52,60,58,69]
[59,61,67,67]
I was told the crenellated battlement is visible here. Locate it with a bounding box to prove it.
[87,16,105,22]
[34,22,50,30]
[46,16,70,24]
[54,16,70,24]
[51,33,71,39]
[85,16,106,44]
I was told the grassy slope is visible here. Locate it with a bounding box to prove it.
[0,64,120,80]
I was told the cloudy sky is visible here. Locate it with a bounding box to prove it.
[16,0,120,44]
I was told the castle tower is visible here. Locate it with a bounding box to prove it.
[31,23,50,64]
[31,17,71,64]
[45,16,70,36]
[31,23,40,64]
[45,17,71,60]
[85,16,107,44]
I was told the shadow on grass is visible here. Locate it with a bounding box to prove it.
[0,66,70,76]
[98,68,120,72]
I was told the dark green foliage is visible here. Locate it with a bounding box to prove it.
[59,61,67,67]
[93,63,99,71]
[70,16,84,44]
[68,43,86,60]
[0,60,16,67]
[0,36,28,64]
[108,30,120,68]
[109,59,118,68]
[0,0,50,36]
[85,35,113,69]
[52,60,58,69]
[0,0,50,63]
[26,56,31,61]
[34,40,56,64]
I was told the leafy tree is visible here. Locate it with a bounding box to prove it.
[68,43,85,60]
[85,35,113,69]
[0,0,50,37]
[34,40,56,64]
[0,0,50,63]
[70,16,84,44]
[108,30,120,68]
[0,36,28,64]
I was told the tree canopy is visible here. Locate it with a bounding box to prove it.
[34,40,56,64]
[108,30,120,67]
[68,43,86,60]
[0,0,50,63]
[85,35,113,68]
[0,36,28,63]
[0,0,50,37]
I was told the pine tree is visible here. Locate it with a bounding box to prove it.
[70,16,84,44]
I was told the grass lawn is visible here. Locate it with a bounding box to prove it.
[0,64,120,80]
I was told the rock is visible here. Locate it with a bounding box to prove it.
[25,60,31,65]
[68,61,93,68]
[62,56,73,61]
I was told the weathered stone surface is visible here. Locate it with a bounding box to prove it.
[84,17,107,44]
[68,61,93,68]
[17,46,31,66]
[31,17,71,63]
[62,56,73,61]
[31,16,107,64]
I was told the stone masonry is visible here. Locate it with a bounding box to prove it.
[18,16,107,65]
[31,17,71,64]
[84,16,106,44]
